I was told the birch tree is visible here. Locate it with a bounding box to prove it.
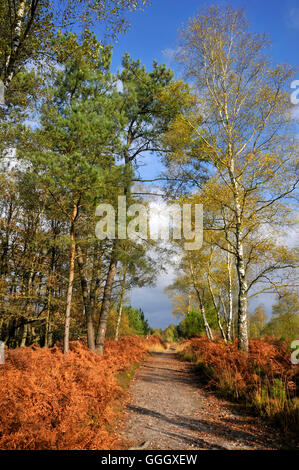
[0,0,150,89]
[171,5,298,351]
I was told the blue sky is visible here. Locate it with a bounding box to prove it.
[110,0,299,70]
[97,0,299,329]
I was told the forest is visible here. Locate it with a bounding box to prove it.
[0,0,298,451]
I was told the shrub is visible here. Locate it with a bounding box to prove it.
[178,336,299,432]
[0,335,160,449]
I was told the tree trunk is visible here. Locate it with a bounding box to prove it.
[197,290,214,341]
[4,0,26,87]
[115,302,123,341]
[90,243,103,317]
[234,198,248,351]
[207,273,227,341]
[188,256,214,340]
[20,322,28,347]
[76,243,96,351]
[236,244,248,351]
[115,271,127,341]
[44,223,60,348]
[227,250,233,342]
[44,286,52,348]
[0,201,14,277]
[95,252,117,353]
[229,161,249,352]
[63,204,78,354]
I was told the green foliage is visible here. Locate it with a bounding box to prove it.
[116,362,140,390]
[117,52,195,173]
[59,0,150,38]
[0,0,54,86]
[263,314,299,340]
[176,306,218,339]
[163,324,179,342]
[18,33,127,237]
[105,307,131,339]
[263,292,299,340]
[176,310,203,338]
[125,306,150,336]
[0,0,150,88]
[106,305,150,338]
[272,292,299,317]
[249,304,268,338]
[271,379,286,401]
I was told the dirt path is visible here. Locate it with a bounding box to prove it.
[120,350,296,450]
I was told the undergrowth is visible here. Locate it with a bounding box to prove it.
[0,335,160,449]
[177,336,299,433]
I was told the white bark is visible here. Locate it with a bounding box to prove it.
[207,272,227,341]
[227,250,233,342]
[115,303,123,341]
[188,256,214,340]
[4,0,27,87]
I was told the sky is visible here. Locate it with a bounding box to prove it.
[97,0,299,329]
[110,0,299,70]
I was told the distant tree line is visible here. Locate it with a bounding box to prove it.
[156,291,299,342]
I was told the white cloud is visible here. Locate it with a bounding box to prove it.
[248,294,276,317]
[129,200,181,329]
[161,47,177,67]
[162,48,175,60]
[283,226,299,249]
[116,79,123,93]
[129,203,298,330]
[291,107,299,121]
[287,8,299,29]
[130,267,178,329]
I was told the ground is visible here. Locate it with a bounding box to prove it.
[120,349,297,450]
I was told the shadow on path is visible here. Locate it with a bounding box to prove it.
[121,349,287,450]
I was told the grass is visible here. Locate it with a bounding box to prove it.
[147,341,169,353]
[177,337,299,434]
[116,362,140,390]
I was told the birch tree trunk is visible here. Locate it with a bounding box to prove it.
[4,0,26,87]
[236,239,248,351]
[115,302,123,341]
[197,291,214,341]
[207,272,227,341]
[188,256,214,340]
[227,250,233,342]
[229,162,249,352]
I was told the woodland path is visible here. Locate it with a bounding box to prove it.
[120,349,296,450]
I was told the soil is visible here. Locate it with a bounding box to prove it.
[120,349,298,450]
